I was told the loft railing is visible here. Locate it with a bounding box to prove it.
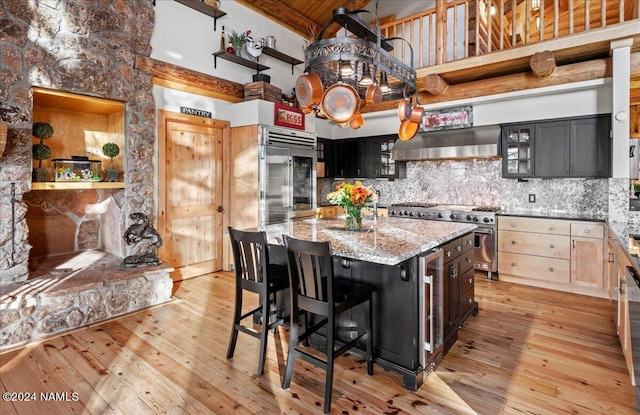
[378,0,639,69]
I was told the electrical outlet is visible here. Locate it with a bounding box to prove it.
[528,194,536,203]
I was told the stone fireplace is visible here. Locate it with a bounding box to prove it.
[0,0,172,348]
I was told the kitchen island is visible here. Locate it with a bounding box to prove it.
[259,216,477,390]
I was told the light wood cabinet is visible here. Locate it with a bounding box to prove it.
[498,216,607,298]
[614,241,636,386]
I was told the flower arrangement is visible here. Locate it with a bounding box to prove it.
[228,29,253,48]
[326,181,377,231]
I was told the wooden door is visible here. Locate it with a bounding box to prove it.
[570,236,604,289]
[158,110,228,281]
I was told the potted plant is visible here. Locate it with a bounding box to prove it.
[32,121,54,182]
[634,183,640,198]
[228,29,253,57]
[102,142,121,182]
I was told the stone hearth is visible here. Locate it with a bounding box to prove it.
[0,1,172,348]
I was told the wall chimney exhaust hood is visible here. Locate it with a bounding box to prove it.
[391,125,501,161]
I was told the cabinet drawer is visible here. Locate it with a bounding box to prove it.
[462,267,474,293]
[462,232,474,253]
[571,222,604,239]
[460,249,474,274]
[498,230,570,259]
[498,252,570,283]
[461,286,475,318]
[498,216,570,235]
[442,238,465,262]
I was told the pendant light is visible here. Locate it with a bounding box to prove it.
[358,62,373,86]
[379,71,391,92]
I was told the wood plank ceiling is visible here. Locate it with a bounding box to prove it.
[234,0,371,40]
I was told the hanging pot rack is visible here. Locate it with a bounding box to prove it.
[302,7,417,104]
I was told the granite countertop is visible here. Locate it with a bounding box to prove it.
[259,217,476,266]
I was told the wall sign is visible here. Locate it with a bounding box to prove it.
[420,105,473,131]
[274,103,305,130]
[180,106,211,118]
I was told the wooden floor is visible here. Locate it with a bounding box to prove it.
[1,272,636,414]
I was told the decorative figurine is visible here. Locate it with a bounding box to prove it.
[121,212,163,268]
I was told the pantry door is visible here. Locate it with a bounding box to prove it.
[158,110,228,281]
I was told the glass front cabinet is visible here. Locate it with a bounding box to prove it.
[502,124,534,178]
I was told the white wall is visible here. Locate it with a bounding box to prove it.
[151,0,307,99]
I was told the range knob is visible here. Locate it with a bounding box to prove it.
[473,216,479,222]
[416,212,424,218]
[437,213,443,219]
[483,217,490,223]
[403,211,409,216]
[449,214,456,220]
[409,211,414,217]
[466,215,472,221]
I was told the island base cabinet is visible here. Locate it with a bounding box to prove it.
[306,232,476,392]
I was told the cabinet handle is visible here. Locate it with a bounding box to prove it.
[584,228,590,234]
[510,223,516,228]
[511,262,516,267]
[549,225,555,230]
[445,251,451,257]
[456,246,462,252]
[549,244,554,248]
[620,278,626,295]
[549,267,554,272]
[572,239,576,249]
[511,240,516,245]
[467,297,473,304]
[467,278,473,284]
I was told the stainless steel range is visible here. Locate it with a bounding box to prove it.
[389,203,500,279]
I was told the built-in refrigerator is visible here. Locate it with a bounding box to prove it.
[259,125,317,225]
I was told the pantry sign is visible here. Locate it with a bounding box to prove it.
[274,103,305,130]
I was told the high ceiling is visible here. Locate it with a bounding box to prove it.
[235,0,371,40]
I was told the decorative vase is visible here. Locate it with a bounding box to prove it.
[344,206,363,231]
[234,44,244,57]
[32,167,48,182]
[106,169,120,182]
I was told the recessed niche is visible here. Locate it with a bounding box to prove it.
[32,87,126,185]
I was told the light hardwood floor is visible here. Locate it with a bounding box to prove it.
[1,272,636,414]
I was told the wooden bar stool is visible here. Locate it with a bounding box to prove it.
[282,235,376,414]
[226,227,289,375]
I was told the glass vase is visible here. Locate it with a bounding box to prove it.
[344,206,363,231]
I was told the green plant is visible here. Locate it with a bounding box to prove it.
[634,184,640,193]
[32,121,54,168]
[102,142,120,169]
[228,29,252,48]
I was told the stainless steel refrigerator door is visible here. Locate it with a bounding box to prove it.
[291,154,314,212]
[262,146,291,224]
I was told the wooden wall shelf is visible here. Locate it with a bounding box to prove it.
[32,182,125,190]
[260,47,303,74]
[174,0,226,30]
[212,51,270,72]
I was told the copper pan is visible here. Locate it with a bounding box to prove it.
[295,73,323,107]
[409,105,424,123]
[397,98,411,122]
[398,119,418,141]
[365,84,383,105]
[321,82,359,123]
[349,112,364,129]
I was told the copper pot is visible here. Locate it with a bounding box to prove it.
[398,98,411,122]
[349,112,364,129]
[295,73,323,107]
[398,119,419,141]
[365,84,383,105]
[409,105,424,123]
[321,83,359,123]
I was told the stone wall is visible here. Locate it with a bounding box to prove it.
[0,1,173,349]
[0,0,157,284]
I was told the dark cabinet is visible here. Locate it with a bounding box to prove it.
[323,136,406,179]
[502,114,611,179]
[441,233,475,349]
